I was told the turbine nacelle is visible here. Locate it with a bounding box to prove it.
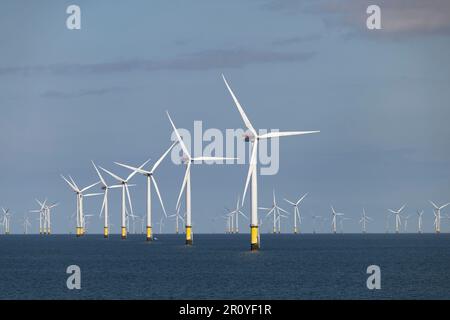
[243,130,256,142]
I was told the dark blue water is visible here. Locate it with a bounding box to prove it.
[0,234,449,299]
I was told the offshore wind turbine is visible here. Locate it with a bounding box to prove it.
[114,142,176,241]
[222,74,319,250]
[1,208,11,235]
[225,196,247,233]
[417,210,424,233]
[388,204,406,233]
[429,201,449,234]
[284,193,308,234]
[359,208,372,233]
[403,215,412,232]
[92,161,122,238]
[30,200,46,234]
[61,175,101,236]
[331,206,344,234]
[167,111,233,245]
[37,200,58,235]
[168,205,185,234]
[99,160,149,239]
[22,215,31,234]
[260,191,289,234]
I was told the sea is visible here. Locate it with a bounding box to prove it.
[0,233,449,299]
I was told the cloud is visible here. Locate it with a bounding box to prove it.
[42,87,127,99]
[272,34,322,46]
[0,48,316,77]
[262,0,450,37]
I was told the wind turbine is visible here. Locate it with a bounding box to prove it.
[388,204,406,233]
[168,205,185,234]
[22,215,31,234]
[1,208,11,235]
[92,161,122,238]
[403,215,412,232]
[225,196,247,233]
[167,111,233,245]
[417,210,424,233]
[157,216,165,234]
[311,214,322,234]
[30,200,46,234]
[260,190,289,234]
[222,74,319,250]
[331,206,344,234]
[359,208,372,233]
[99,159,149,239]
[284,193,308,234]
[61,175,101,236]
[429,201,449,234]
[114,142,176,241]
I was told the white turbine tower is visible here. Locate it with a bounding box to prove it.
[284,193,308,234]
[331,206,344,234]
[167,111,233,245]
[417,210,424,233]
[359,208,372,233]
[114,142,177,241]
[61,175,101,236]
[99,160,149,239]
[222,74,319,250]
[429,201,449,234]
[92,161,122,238]
[388,204,406,233]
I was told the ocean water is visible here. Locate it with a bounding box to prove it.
[0,233,449,299]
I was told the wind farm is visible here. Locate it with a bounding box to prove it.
[1,0,450,301]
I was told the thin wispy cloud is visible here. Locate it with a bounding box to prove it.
[41,87,127,99]
[272,34,322,46]
[0,48,316,77]
[262,0,450,37]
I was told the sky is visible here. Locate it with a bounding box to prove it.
[0,0,449,234]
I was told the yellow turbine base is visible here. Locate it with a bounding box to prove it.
[146,226,153,241]
[251,225,259,251]
[76,227,81,237]
[104,227,109,238]
[121,227,127,239]
[186,226,193,245]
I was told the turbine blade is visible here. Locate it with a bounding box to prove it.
[176,162,191,210]
[151,176,167,218]
[152,141,178,173]
[61,175,78,192]
[242,142,257,206]
[166,111,191,159]
[259,131,320,139]
[127,158,151,181]
[115,162,151,175]
[99,166,124,183]
[125,184,133,214]
[221,74,257,137]
[92,161,107,186]
[81,181,101,193]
